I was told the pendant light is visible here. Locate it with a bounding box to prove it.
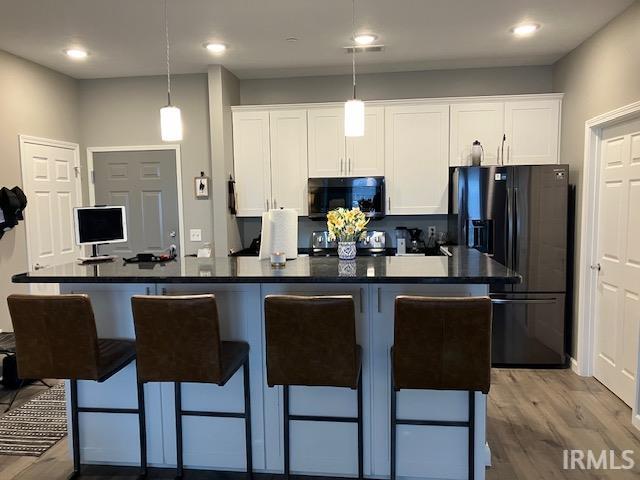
[344,0,365,137]
[160,0,183,142]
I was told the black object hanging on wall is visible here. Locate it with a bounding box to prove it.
[0,186,28,239]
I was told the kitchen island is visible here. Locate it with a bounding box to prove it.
[13,247,519,480]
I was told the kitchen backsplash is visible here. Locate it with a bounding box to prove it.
[237,215,454,249]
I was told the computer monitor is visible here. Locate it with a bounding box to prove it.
[74,206,127,246]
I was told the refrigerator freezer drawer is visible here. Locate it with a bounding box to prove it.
[490,293,566,367]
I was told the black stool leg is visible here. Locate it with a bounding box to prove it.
[357,373,364,480]
[137,381,148,477]
[468,391,475,480]
[70,380,81,477]
[3,379,24,413]
[283,385,290,480]
[243,359,253,480]
[390,369,397,480]
[175,381,183,478]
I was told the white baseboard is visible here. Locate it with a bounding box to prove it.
[570,357,580,374]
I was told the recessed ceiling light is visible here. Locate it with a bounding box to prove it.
[64,48,88,59]
[511,23,540,37]
[354,34,377,45]
[205,43,227,54]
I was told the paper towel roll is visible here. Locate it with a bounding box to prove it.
[258,208,298,260]
[270,208,298,259]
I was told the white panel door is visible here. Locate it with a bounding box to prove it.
[269,110,309,215]
[594,130,640,406]
[346,106,385,177]
[450,102,504,166]
[504,99,560,165]
[308,108,346,178]
[21,141,81,289]
[232,111,272,216]
[384,104,450,215]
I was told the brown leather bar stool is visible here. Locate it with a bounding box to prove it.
[7,294,146,478]
[390,296,492,480]
[264,295,363,480]
[131,294,252,479]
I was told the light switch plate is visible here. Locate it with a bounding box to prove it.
[190,229,202,242]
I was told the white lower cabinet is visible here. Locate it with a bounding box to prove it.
[384,104,450,214]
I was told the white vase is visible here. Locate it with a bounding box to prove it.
[337,241,357,260]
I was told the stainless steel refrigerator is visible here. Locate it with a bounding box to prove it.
[450,165,569,367]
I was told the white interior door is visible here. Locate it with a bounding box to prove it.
[594,122,640,406]
[20,138,81,293]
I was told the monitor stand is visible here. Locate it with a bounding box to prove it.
[78,244,116,264]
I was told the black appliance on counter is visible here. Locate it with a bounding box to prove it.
[308,177,385,219]
[450,165,570,367]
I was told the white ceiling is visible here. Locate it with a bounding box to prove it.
[0,0,633,80]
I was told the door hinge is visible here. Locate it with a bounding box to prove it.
[74,166,80,178]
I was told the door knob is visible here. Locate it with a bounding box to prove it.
[590,263,601,271]
[33,263,48,271]
[169,231,176,238]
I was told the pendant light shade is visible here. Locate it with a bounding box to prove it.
[160,0,183,142]
[160,105,183,141]
[345,99,365,137]
[345,0,364,137]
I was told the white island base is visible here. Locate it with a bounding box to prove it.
[61,282,490,480]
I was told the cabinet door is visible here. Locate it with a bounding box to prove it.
[504,99,560,165]
[346,106,385,177]
[269,110,309,215]
[384,104,450,215]
[232,111,271,216]
[308,108,346,177]
[450,102,504,166]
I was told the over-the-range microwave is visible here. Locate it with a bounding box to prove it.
[308,176,385,220]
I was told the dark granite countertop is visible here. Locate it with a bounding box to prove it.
[12,247,520,285]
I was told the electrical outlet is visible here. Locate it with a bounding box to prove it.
[189,229,202,242]
[427,226,436,237]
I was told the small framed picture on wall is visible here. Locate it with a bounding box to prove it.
[195,173,209,199]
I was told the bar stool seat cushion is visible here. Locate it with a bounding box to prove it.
[96,339,137,382]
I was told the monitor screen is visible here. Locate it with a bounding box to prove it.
[74,206,127,245]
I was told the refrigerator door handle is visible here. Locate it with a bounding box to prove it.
[491,297,559,305]
[513,187,519,272]
[506,187,513,269]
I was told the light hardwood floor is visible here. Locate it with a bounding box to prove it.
[2,370,640,479]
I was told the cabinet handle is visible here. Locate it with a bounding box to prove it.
[340,158,344,175]
[377,287,382,313]
[348,157,352,174]
[359,288,364,314]
[507,145,510,163]
[274,199,277,209]
[265,199,268,211]
[387,197,391,211]
[161,287,167,295]
[145,287,150,295]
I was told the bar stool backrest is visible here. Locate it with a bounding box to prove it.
[131,295,223,383]
[393,296,492,394]
[7,294,101,380]
[264,295,359,388]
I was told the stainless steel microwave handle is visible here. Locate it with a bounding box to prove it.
[491,298,558,305]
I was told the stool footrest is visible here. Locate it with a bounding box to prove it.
[396,419,470,427]
[180,409,246,418]
[77,407,140,414]
[289,414,359,423]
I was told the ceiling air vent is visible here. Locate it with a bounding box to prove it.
[344,45,385,53]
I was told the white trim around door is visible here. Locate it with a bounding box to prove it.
[576,99,640,430]
[86,144,186,258]
[19,135,82,275]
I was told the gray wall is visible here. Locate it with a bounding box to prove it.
[78,74,213,255]
[239,65,554,105]
[552,1,640,357]
[0,50,80,332]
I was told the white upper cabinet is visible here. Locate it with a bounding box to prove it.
[346,106,385,177]
[269,110,308,215]
[232,111,271,217]
[504,99,560,165]
[308,106,385,177]
[308,108,345,177]
[450,102,505,166]
[385,104,450,215]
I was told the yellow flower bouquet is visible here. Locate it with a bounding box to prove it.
[327,207,369,259]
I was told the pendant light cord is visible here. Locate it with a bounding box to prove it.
[351,0,357,100]
[164,0,172,105]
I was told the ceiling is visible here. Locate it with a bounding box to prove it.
[0,0,633,80]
